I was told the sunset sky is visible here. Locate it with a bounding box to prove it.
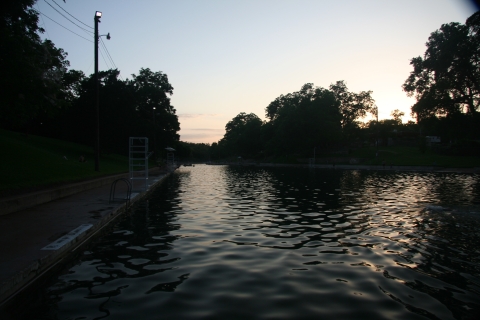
[35,0,478,143]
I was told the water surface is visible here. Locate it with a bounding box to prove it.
[22,165,480,319]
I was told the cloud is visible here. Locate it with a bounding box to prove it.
[180,128,225,143]
[178,113,221,119]
[178,114,228,143]
[187,128,224,132]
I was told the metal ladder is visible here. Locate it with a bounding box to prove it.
[129,137,152,191]
[109,178,132,207]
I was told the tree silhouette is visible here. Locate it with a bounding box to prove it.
[1,0,70,130]
[403,12,480,120]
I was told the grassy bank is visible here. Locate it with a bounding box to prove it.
[349,146,479,167]
[0,129,129,196]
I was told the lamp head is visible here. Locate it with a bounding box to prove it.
[95,11,102,17]
[106,33,111,40]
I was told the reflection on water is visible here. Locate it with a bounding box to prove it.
[21,166,480,319]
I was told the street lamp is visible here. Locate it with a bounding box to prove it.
[94,11,110,171]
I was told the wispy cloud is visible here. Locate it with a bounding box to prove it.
[178,114,228,143]
[187,128,224,132]
[178,113,221,119]
[180,130,224,143]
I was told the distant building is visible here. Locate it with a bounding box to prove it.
[425,136,441,146]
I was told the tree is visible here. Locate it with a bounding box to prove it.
[390,109,405,125]
[216,81,375,159]
[173,141,211,161]
[1,0,70,129]
[222,112,264,157]
[35,68,180,156]
[403,13,480,121]
[131,68,174,116]
[329,80,376,130]
[264,83,343,156]
[130,68,180,151]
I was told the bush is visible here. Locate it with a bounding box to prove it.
[443,140,480,156]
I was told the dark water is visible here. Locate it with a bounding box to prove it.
[21,165,480,319]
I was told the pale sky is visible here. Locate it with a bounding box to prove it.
[35,0,478,144]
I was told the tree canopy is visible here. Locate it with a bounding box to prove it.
[36,68,180,156]
[1,0,70,129]
[329,81,375,130]
[403,12,480,120]
[223,112,263,156]
[216,82,376,159]
[264,83,343,155]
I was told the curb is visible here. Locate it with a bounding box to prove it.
[0,173,130,216]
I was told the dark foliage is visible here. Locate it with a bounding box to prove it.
[403,12,480,131]
[0,0,70,130]
[35,68,180,156]
[216,82,375,159]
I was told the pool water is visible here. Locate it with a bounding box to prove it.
[21,165,480,319]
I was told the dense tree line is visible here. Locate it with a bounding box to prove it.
[213,82,376,160]
[1,0,180,159]
[35,68,180,156]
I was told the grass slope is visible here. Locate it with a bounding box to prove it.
[350,146,480,167]
[1,129,129,196]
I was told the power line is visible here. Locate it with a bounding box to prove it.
[99,48,111,69]
[37,10,93,43]
[36,3,51,39]
[49,0,93,30]
[100,44,115,72]
[100,38,117,69]
[85,58,94,76]
[39,1,123,79]
[100,39,114,68]
[98,45,124,80]
[43,0,93,35]
[100,38,124,80]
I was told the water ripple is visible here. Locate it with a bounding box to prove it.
[20,166,480,319]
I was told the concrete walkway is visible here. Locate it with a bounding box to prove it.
[0,169,171,307]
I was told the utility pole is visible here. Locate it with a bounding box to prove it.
[94,11,101,171]
[93,11,110,171]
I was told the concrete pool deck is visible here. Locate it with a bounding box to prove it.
[0,168,171,307]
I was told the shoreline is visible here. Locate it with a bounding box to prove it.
[210,162,480,173]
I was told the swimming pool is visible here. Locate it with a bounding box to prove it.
[20,165,480,319]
